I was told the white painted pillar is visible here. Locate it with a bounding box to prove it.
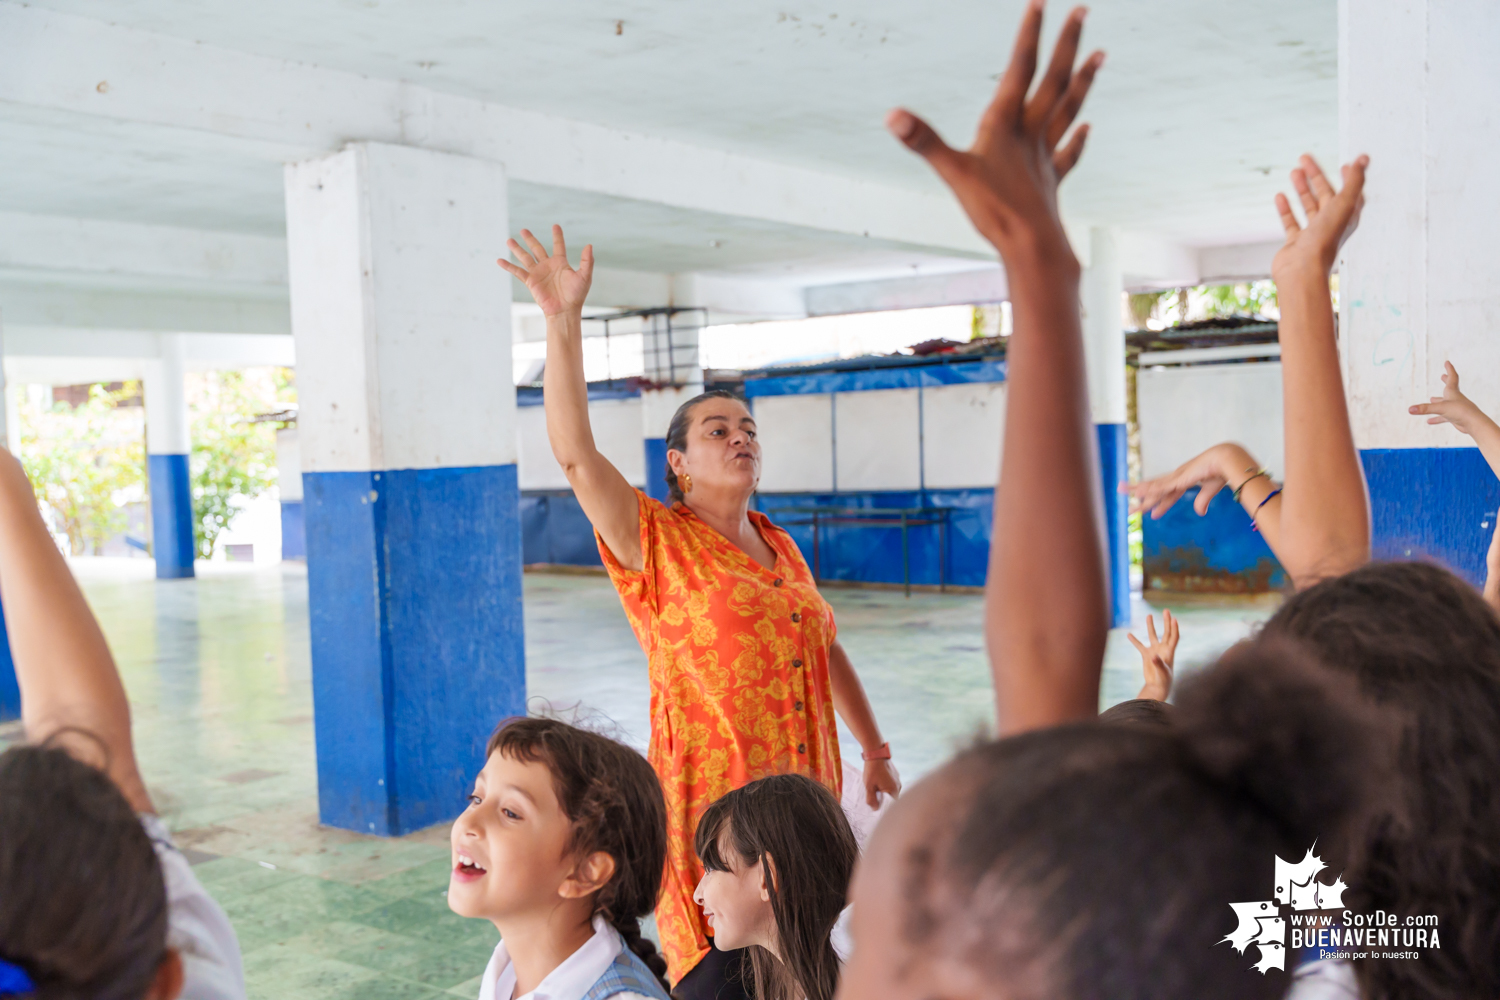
[1340,0,1500,580]
[641,311,704,504]
[143,333,195,578]
[285,141,520,836]
[1081,227,1129,625]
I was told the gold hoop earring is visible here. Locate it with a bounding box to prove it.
[681,473,693,494]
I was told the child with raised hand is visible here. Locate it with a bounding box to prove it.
[449,717,673,1000]
[692,775,858,1000]
[1123,154,1370,591]
[1126,609,1178,702]
[0,448,244,998]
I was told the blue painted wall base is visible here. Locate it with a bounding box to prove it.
[1097,423,1131,627]
[520,492,605,567]
[281,501,306,560]
[1142,486,1287,594]
[0,601,18,722]
[303,464,526,836]
[1364,447,1500,587]
[148,453,195,579]
[643,438,669,505]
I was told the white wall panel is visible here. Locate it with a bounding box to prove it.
[1138,362,1283,479]
[516,397,644,491]
[835,389,921,491]
[922,382,1005,489]
[754,394,834,493]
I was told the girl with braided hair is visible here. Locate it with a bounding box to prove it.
[448,717,673,1000]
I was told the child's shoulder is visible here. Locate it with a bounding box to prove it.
[582,947,671,1000]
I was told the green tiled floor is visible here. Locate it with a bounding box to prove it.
[15,559,1270,999]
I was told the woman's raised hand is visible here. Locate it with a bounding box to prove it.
[1123,443,1256,519]
[886,1,1103,253]
[1272,154,1368,280]
[498,225,594,318]
[1127,610,1179,702]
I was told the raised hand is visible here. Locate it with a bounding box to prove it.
[1408,361,1496,437]
[1272,154,1368,280]
[886,1,1104,253]
[1123,443,1262,519]
[498,225,594,318]
[1128,610,1179,702]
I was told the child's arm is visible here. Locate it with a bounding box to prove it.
[889,0,1108,732]
[1126,610,1178,702]
[1408,361,1500,477]
[1123,441,1284,554]
[1272,154,1371,589]
[0,448,153,812]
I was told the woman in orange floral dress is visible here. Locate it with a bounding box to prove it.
[500,226,900,999]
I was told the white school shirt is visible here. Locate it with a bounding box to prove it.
[140,814,246,1000]
[1287,958,1360,999]
[478,914,654,1000]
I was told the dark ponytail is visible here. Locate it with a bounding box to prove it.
[488,719,672,994]
[0,742,169,1000]
[695,775,857,1000]
[899,638,1396,1000]
[663,390,745,504]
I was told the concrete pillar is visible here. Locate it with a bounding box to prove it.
[275,427,305,560]
[641,311,703,505]
[1340,0,1500,583]
[1082,227,1130,626]
[285,141,522,836]
[144,333,195,579]
[0,318,17,721]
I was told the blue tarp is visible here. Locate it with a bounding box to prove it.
[743,359,1006,398]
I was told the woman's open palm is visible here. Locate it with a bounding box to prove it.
[499,225,594,317]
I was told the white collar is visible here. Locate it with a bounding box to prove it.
[479,915,624,1000]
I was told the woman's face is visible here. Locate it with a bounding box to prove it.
[447,751,581,923]
[694,830,776,953]
[669,397,761,500]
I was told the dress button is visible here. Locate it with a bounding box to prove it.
[791,612,801,623]
[773,578,783,587]
[797,743,806,754]
[794,700,804,711]
[792,659,802,668]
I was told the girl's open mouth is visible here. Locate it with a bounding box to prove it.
[453,852,488,882]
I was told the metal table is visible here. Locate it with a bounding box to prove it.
[766,506,953,597]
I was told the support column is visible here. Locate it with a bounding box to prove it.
[1082,227,1130,626]
[641,312,703,505]
[1340,0,1500,584]
[145,333,195,579]
[0,319,18,721]
[285,141,522,836]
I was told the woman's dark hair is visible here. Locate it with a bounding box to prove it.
[1097,697,1173,728]
[488,718,671,993]
[902,639,1394,1000]
[0,742,169,1000]
[694,774,857,1000]
[1261,560,1500,1000]
[663,390,747,505]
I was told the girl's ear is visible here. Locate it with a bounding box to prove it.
[760,851,779,901]
[560,850,618,899]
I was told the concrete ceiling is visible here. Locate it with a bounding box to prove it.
[0,0,1336,331]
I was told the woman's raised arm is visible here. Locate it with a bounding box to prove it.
[501,226,644,571]
[0,448,153,813]
[889,1,1108,732]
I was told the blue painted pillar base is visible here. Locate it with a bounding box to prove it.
[304,464,526,836]
[1096,423,1131,628]
[148,453,196,579]
[643,437,669,505]
[1363,447,1500,588]
[0,600,18,722]
[281,501,306,560]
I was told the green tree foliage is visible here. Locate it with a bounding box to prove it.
[188,368,295,559]
[19,384,146,556]
[1199,279,1279,318]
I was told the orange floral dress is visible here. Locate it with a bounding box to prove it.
[597,491,843,982]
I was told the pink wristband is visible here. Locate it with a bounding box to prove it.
[862,742,892,761]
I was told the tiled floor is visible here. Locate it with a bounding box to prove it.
[12,560,1273,999]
